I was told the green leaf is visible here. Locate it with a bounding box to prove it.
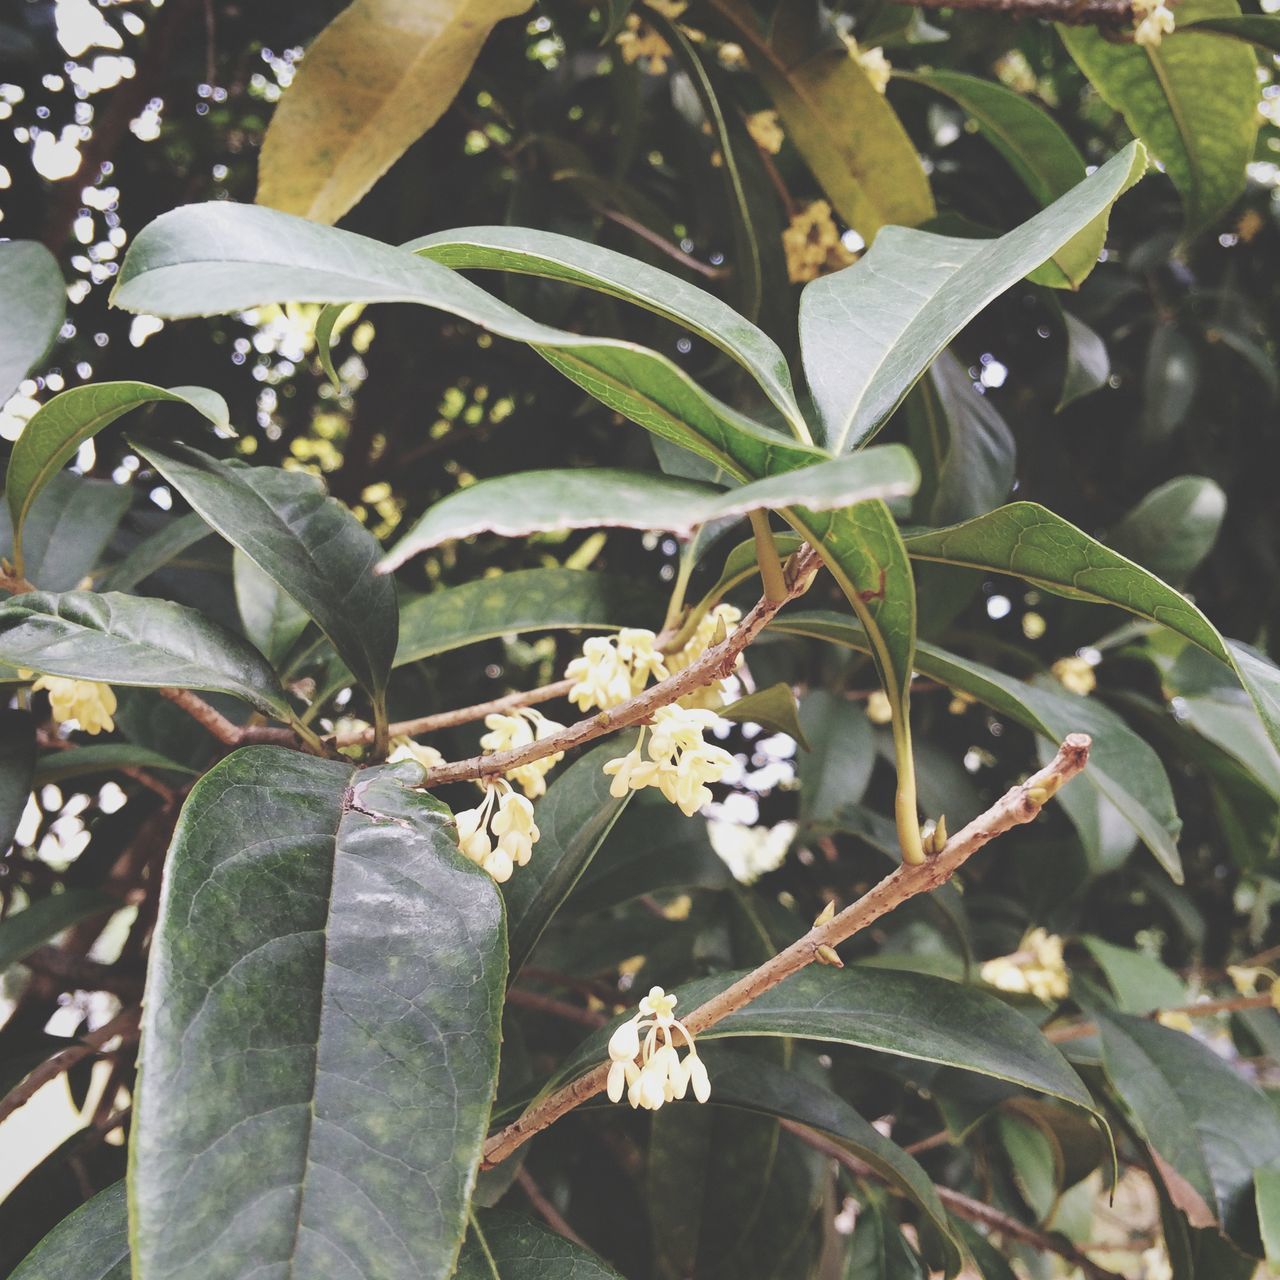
[1256,1168,1280,1268]
[902,501,1280,757]
[1059,0,1259,237]
[704,1047,962,1273]
[0,240,64,403]
[97,512,213,593]
[1182,13,1280,51]
[32,743,196,786]
[706,0,934,238]
[1079,935,1186,1014]
[133,441,397,714]
[774,613,1184,879]
[1107,476,1226,586]
[797,690,874,826]
[1,709,35,853]
[455,1210,623,1278]
[0,589,292,719]
[848,1195,928,1278]
[1098,1011,1280,1238]
[396,569,662,667]
[721,682,809,746]
[4,382,227,573]
[112,202,822,482]
[901,69,1101,288]
[233,547,310,668]
[9,1181,129,1280]
[549,965,1098,1116]
[800,143,1146,452]
[502,740,634,975]
[256,0,532,224]
[1057,309,1111,410]
[406,218,800,433]
[382,449,920,570]
[132,750,506,1280]
[0,472,130,593]
[0,888,117,973]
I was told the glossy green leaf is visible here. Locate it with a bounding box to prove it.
[903,501,1280,756]
[395,568,661,667]
[0,472,130,593]
[256,0,532,225]
[32,743,196,786]
[1107,476,1226,586]
[1256,1168,1280,1268]
[0,888,117,973]
[407,222,802,433]
[704,1047,962,1272]
[455,1210,623,1278]
[1183,13,1280,50]
[800,143,1146,452]
[1079,935,1185,1014]
[383,448,920,569]
[97,512,213,593]
[4,382,227,572]
[901,69,1101,288]
[112,202,822,482]
[502,740,634,975]
[848,1195,928,1278]
[707,0,934,238]
[132,750,506,1280]
[233,547,309,668]
[1,709,35,854]
[1098,1011,1280,1238]
[774,613,1183,879]
[9,1181,129,1280]
[0,240,64,404]
[549,965,1098,1115]
[1060,0,1258,237]
[134,440,397,712]
[1142,323,1199,441]
[0,589,291,719]
[797,690,873,826]
[721,682,809,746]
[1057,309,1111,410]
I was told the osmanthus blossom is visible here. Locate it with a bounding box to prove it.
[980,927,1070,1001]
[606,985,710,1111]
[1132,0,1176,45]
[454,780,538,884]
[603,704,735,817]
[479,706,565,798]
[25,672,116,735]
[566,628,669,712]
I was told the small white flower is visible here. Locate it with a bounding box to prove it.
[565,629,669,712]
[603,985,710,1113]
[454,781,540,882]
[28,673,116,735]
[387,736,445,770]
[479,707,565,798]
[601,706,734,817]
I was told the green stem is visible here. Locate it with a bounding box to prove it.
[661,547,698,635]
[891,713,925,866]
[373,701,390,759]
[289,716,328,755]
[749,511,788,605]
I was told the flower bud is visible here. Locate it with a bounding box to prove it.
[608,1019,642,1064]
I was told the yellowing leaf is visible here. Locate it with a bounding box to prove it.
[257,0,532,224]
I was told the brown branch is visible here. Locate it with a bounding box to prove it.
[21,947,144,1000]
[778,1119,1123,1280]
[158,688,306,749]
[1047,992,1276,1043]
[894,0,1138,24]
[481,733,1092,1168]
[422,548,822,791]
[508,988,609,1030]
[599,208,731,280]
[0,1007,141,1127]
[514,1167,591,1249]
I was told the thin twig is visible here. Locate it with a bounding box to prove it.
[514,1167,591,1249]
[1047,992,1275,1043]
[905,0,1137,23]
[159,688,307,749]
[508,988,609,1030]
[481,734,1092,1168]
[599,208,730,280]
[21,947,144,1000]
[0,1007,141,1127]
[423,548,822,791]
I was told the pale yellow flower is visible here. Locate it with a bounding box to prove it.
[1051,655,1097,696]
[782,200,857,283]
[387,736,445,771]
[616,13,673,73]
[1156,1010,1194,1034]
[565,629,668,712]
[478,707,565,798]
[866,690,893,725]
[454,781,540,883]
[31,674,116,735]
[746,110,784,155]
[606,985,710,1111]
[980,928,1070,1002]
[603,705,734,817]
[1132,0,1176,45]
[839,33,891,94]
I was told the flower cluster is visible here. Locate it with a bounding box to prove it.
[1228,964,1280,1009]
[28,673,116,735]
[616,1,686,74]
[565,628,668,712]
[707,818,795,885]
[606,985,710,1111]
[1052,655,1097,696]
[1133,0,1176,45]
[783,200,857,283]
[386,736,445,771]
[841,35,891,94]
[746,110,784,155]
[455,781,538,884]
[980,928,1070,1001]
[604,705,735,816]
[479,707,565,798]
[666,603,742,710]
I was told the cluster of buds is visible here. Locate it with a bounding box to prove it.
[386,736,445,771]
[783,200,858,284]
[1052,655,1097,697]
[980,928,1070,1001]
[666,603,742,711]
[606,986,710,1111]
[603,705,735,817]
[1133,0,1176,45]
[615,0,687,74]
[479,707,565,798]
[455,781,538,883]
[746,110,784,155]
[24,672,116,735]
[565,628,668,713]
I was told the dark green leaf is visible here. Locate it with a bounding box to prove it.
[0,240,64,404]
[9,1181,129,1280]
[233,547,310,668]
[1079,936,1185,1014]
[396,569,662,667]
[1107,476,1226,586]
[1142,323,1199,441]
[797,690,873,826]
[455,1210,624,1278]
[1098,1011,1280,1238]
[0,888,117,973]
[4,382,226,569]
[721,682,809,746]
[1183,13,1280,51]
[847,1195,928,1278]
[800,143,1146,451]
[32,743,196,786]
[134,441,397,712]
[97,512,213,593]
[0,589,292,719]
[1060,0,1259,237]
[0,472,130,593]
[1256,1167,1280,1268]
[1057,309,1111,410]
[996,1110,1059,1221]
[502,739,634,975]
[132,750,506,1280]
[1,709,35,853]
